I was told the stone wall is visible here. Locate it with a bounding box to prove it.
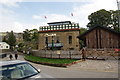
[31,50,82,59]
[31,49,119,60]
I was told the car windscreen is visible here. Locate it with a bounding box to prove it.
[0,62,39,80]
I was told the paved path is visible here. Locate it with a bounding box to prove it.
[1,53,118,72]
[0,53,119,78]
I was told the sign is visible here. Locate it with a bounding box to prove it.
[48,43,63,47]
[57,51,61,54]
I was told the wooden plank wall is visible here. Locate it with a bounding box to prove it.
[85,28,119,49]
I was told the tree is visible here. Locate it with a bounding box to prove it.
[23,29,39,42]
[110,10,120,31]
[80,28,87,34]
[29,29,39,42]
[87,9,120,32]
[23,29,31,41]
[23,29,39,49]
[2,36,7,43]
[7,31,16,48]
[87,9,111,28]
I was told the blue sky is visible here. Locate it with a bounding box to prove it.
[11,2,81,23]
[0,0,119,32]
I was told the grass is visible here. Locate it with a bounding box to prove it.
[25,55,78,64]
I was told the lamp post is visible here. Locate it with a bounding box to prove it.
[51,34,56,50]
[117,0,120,31]
[44,34,49,50]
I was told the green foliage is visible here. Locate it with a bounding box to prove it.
[29,29,39,41]
[80,28,87,34]
[87,9,120,32]
[23,29,31,41]
[25,55,78,64]
[87,9,111,28]
[23,29,39,42]
[22,29,39,50]
[79,40,85,49]
[17,42,25,52]
[7,31,16,47]
[2,36,7,43]
[110,10,120,31]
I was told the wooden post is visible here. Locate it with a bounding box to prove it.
[82,47,86,61]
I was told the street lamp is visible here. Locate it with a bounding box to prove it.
[51,34,56,50]
[44,34,49,50]
[44,33,56,50]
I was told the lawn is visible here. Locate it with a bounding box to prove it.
[25,55,78,64]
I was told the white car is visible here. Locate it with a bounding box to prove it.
[0,60,53,80]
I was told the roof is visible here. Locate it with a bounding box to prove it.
[0,42,9,45]
[77,25,120,39]
[0,60,27,66]
[47,21,71,26]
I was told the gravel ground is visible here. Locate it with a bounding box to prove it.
[68,60,118,72]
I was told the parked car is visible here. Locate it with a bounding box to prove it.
[0,60,53,80]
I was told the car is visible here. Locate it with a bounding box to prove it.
[0,60,53,80]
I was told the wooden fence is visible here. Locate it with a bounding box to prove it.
[86,49,119,60]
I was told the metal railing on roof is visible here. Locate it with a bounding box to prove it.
[39,23,79,31]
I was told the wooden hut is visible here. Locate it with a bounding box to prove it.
[77,25,120,49]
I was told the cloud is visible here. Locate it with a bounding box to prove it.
[46,14,74,22]
[71,0,117,27]
[33,0,117,28]
[0,0,23,7]
[0,21,23,33]
[13,22,24,32]
[0,0,118,33]
[0,0,24,32]
[33,13,77,27]
[32,15,42,19]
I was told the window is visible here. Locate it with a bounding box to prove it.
[60,25,62,29]
[6,46,8,48]
[66,26,69,29]
[51,26,53,30]
[63,25,65,29]
[57,26,59,30]
[48,27,50,30]
[45,37,48,44]
[72,26,75,29]
[56,37,60,43]
[68,36,72,44]
[42,27,43,31]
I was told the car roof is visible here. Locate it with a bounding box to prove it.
[0,60,28,66]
